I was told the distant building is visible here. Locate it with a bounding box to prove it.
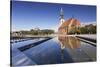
[11,31,22,37]
[58,8,81,35]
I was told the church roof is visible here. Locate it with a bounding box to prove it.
[59,18,80,29]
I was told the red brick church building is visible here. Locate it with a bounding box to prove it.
[58,8,81,35]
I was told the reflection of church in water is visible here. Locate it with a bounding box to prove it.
[58,36,80,50]
[58,36,80,62]
[58,8,81,35]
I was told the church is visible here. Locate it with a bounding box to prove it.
[58,8,81,35]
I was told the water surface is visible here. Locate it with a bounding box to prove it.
[11,36,96,66]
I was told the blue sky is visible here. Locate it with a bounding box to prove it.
[11,1,96,31]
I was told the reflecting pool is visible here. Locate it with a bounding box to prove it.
[11,36,96,66]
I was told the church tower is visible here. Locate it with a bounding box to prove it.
[59,8,65,26]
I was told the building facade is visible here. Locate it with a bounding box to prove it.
[58,8,81,35]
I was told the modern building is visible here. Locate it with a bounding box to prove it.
[58,8,81,35]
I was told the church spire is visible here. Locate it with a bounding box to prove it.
[59,8,65,26]
[60,8,64,19]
